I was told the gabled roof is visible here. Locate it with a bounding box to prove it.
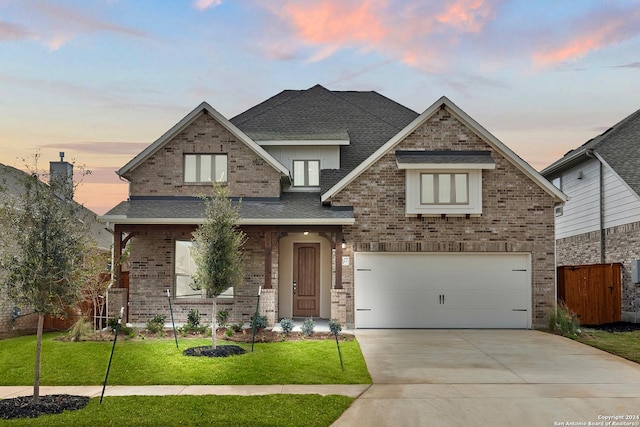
[541,108,640,196]
[322,96,567,204]
[231,84,419,192]
[118,102,290,179]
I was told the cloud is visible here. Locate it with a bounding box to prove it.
[7,1,149,50]
[533,5,640,67]
[193,0,223,11]
[258,0,501,72]
[0,20,34,41]
[612,61,640,69]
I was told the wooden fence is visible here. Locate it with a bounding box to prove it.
[557,263,622,325]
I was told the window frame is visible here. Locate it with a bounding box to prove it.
[292,159,320,187]
[174,240,233,299]
[420,173,469,205]
[184,153,228,184]
[405,169,483,216]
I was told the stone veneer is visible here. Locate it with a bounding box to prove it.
[330,108,557,328]
[557,220,640,322]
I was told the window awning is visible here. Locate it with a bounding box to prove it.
[395,150,496,170]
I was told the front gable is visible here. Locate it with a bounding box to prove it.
[323,97,566,208]
[120,103,290,199]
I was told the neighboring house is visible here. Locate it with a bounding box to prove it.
[541,108,640,323]
[0,159,111,333]
[101,84,565,329]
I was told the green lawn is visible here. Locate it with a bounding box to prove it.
[0,395,355,426]
[0,333,371,386]
[577,329,640,364]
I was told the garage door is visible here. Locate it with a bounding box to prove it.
[354,252,531,329]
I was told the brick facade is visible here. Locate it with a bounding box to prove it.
[557,220,640,321]
[331,109,557,328]
[126,112,281,199]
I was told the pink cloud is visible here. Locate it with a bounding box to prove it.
[260,0,500,71]
[0,20,34,41]
[193,0,223,11]
[533,7,640,67]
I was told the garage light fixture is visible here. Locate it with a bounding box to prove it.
[342,237,346,249]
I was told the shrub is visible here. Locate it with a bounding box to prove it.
[120,325,137,339]
[107,317,118,331]
[225,329,234,338]
[146,314,166,334]
[187,309,201,328]
[548,301,582,339]
[68,317,94,342]
[216,309,230,328]
[230,323,243,333]
[302,317,315,336]
[279,318,294,334]
[328,319,342,335]
[250,314,268,331]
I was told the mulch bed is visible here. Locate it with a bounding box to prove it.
[182,344,246,357]
[584,322,640,333]
[0,394,89,420]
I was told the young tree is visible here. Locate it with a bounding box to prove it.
[191,183,246,349]
[0,158,92,404]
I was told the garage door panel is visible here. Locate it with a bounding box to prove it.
[354,253,531,329]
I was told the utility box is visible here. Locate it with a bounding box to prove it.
[632,260,640,284]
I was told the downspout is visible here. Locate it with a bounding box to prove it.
[586,149,605,263]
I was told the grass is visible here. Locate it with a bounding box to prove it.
[577,329,640,364]
[0,395,355,426]
[0,333,371,386]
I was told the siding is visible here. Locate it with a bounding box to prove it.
[602,163,640,228]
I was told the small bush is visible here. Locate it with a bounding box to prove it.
[68,317,94,342]
[302,317,315,336]
[329,319,342,336]
[120,325,137,339]
[279,318,294,335]
[107,317,118,331]
[225,329,234,338]
[187,309,201,328]
[548,301,581,339]
[216,309,230,328]
[230,323,243,333]
[251,314,268,331]
[147,314,166,334]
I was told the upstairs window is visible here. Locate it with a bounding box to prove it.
[184,154,227,183]
[421,173,469,205]
[293,160,320,187]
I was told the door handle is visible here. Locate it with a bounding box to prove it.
[439,294,445,304]
[293,281,297,295]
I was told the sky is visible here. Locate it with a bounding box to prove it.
[1,0,640,215]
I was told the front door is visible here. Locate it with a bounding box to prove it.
[293,243,320,317]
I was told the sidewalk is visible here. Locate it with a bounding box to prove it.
[0,384,369,399]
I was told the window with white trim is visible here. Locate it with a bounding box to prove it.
[293,160,320,187]
[421,173,469,205]
[184,154,227,183]
[175,241,233,299]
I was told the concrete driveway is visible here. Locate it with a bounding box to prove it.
[333,330,640,427]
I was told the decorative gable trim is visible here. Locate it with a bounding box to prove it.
[321,96,567,204]
[118,102,290,180]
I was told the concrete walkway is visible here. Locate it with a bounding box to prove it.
[0,384,369,399]
[332,329,640,427]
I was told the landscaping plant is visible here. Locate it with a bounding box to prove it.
[302,317,315,336]
[190,183,246,349]
[280,317,294,334]
[146,314,166,335]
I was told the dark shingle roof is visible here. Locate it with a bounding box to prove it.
[541,108,640,196]
[231,84,419,192]
[102,192,354,224]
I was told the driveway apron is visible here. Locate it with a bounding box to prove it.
[333,329,640,427]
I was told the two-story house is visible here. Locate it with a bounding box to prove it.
[542,108,640,323]
[101,85,565,329]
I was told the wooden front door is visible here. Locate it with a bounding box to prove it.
[293,243,320,317]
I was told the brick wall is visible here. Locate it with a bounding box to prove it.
[557,220,640,322]
[126,228,266,326]
[331,108,557,328]
[127,112,282,198]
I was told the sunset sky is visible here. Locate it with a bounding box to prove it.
[1,0,640,215]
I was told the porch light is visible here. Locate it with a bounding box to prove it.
[342,238,346,249]
[303,231,309,235]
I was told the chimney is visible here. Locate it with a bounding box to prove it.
[49,152,74,200]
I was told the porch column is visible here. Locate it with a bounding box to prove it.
[113,225,123,287]
[335,229,343,289]
[263,231,272,289]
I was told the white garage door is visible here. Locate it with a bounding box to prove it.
[355,252,531,329]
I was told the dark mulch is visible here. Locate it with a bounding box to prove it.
[183,344,246,357]
[584,322,640,333]
[0,394,90,420]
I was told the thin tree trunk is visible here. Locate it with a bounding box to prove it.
[211,297,217,349]
[33,313,44,404]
